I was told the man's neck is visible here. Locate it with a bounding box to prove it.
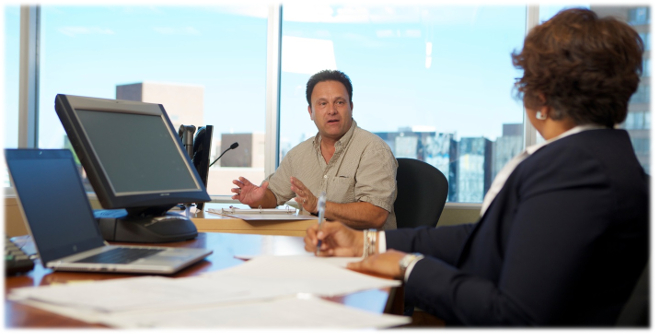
[320,137,338,163]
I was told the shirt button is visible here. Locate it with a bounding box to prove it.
[324,175,327,179]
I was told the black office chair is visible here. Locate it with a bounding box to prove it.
[394,158,449,229]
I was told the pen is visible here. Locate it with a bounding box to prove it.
[315,192,327,256]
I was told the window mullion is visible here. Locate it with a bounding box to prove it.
[18,5,39,149]
[523,5,539,148]
[265,4,282,177]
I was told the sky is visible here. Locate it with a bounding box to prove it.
[4,4,584,154]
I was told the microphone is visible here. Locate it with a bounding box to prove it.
[209,142,239,167]
[178,124,196,159]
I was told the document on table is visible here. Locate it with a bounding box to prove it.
[96,295,410,329]
[9,255,403,328]
[207,207,316,220]
[8,276,260,312]
[204,255,401,296]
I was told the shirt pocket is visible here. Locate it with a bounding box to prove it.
[328,175,356,203]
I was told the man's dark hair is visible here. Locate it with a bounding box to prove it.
[306,70,353,105]
[512,8,644,127]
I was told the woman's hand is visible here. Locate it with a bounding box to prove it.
[347,249,407,279]
[304,221,364,257]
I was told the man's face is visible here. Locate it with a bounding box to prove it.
[308,80,354,142]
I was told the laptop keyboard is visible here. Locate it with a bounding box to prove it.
[74,248,164,264]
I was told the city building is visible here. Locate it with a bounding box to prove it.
[219,133,266,168]
[457,137,492,203]
[492,123,523,180]
[116,81,205,132]
[423,133,458,202]
[375,128,458,202]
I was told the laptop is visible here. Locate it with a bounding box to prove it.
[5,149,212,274]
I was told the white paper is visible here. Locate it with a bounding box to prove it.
[234,253,364,268]
[97,296,410,329]
[207,207,316,220]
[9,276,253,312]
[203,255,401,296]
[10,255,402,329]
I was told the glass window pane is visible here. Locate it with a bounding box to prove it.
[279,5,527,203]
[539,4,589,23]
[38,6,268,195]
[628,7,650,25]
[644,59,650,77]
[639,32,650,51]
[645,111,650,129]
[4,6,20,187]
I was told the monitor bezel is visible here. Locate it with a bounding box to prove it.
[55,94,211,210]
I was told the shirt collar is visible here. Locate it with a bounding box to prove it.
[525,124,607,155]
[313,119,358,151]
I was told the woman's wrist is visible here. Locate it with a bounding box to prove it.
[362,229,378,258]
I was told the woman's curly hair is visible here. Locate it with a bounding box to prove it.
[512,8,644,127]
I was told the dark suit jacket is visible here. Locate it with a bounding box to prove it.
[387,129,648,326]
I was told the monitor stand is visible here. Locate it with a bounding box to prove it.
[94,206,198,243]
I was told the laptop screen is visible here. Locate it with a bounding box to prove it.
[6,149,105,264]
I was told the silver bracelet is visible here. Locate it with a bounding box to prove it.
[364,229,377,258]
[362,230,369,258]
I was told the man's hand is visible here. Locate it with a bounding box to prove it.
[290,176,318,213]
[346,249,407,279]
[304,221,364,257]
[231,177,269,206]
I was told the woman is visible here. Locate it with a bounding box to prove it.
[304,8,648,326]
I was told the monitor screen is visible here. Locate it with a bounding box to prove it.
[55,94,211,213]
[76,110,198,194]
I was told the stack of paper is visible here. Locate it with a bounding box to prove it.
[207,207,316,220]
[9,255,409,329]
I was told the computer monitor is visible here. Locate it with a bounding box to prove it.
[54,94,211,243]
[192,125,213,210]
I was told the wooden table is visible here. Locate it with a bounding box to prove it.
[190,204,317,236]
[5,232,401,328]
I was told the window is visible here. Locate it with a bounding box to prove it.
[624,111,645,130]
[10,4,649,203]
[631,137,650,156]
[279,5,527,203]
[645,111,651,129]
[639,32,650,51]
[629,7,650,25]
[643,59,650,77]
[539,4,589,23]
[630,83,651,104]
[37,6,268,195]
[4,6,20,187]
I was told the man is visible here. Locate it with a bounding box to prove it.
[232,70,397,230]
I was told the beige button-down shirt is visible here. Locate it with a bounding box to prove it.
[266,120,398,230]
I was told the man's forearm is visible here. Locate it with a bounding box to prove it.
[325,201,388,229]
[247,188,278,208]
